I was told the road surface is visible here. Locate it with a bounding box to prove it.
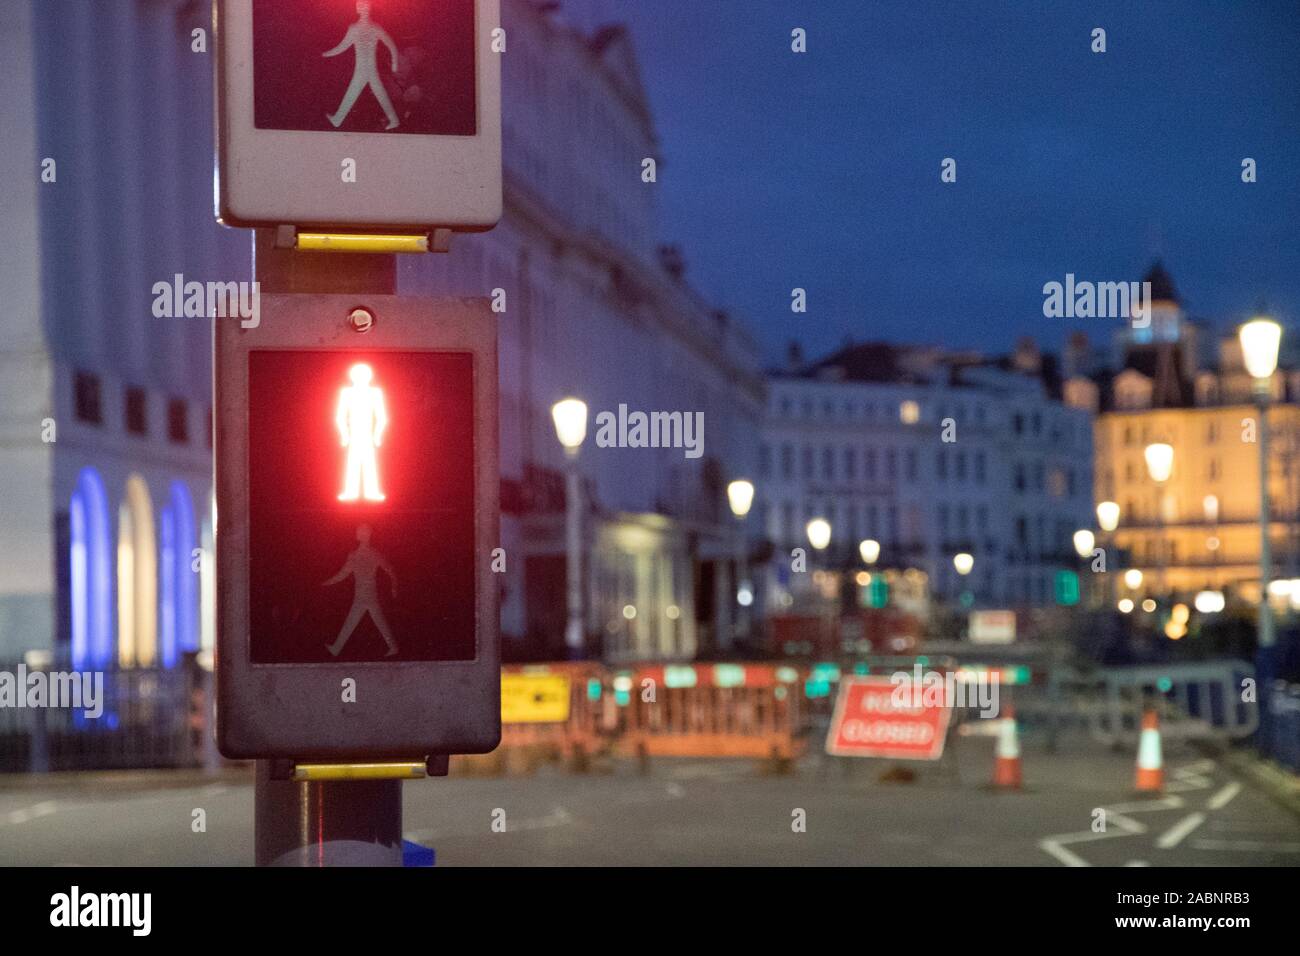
[2,733,1297,866]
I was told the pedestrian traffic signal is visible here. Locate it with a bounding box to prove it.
[216,295,500,760]
[216,0,501,231]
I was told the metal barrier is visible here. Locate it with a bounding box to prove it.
[1266,682,1300,772]
[493,663,612,769]
[1063,662,1259,746]
[0,661,201,772]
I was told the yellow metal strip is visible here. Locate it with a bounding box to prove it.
[292,761,427,781]
[296,232,430,254]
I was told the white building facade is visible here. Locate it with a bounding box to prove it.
[0,0,763,668]
[757,343,1095,610]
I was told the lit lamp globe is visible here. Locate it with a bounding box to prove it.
[1124,569,1143,590]
[1239,317,1282,382]
[953,552,974,576]
[1144,442,1174,484]
[1073,529,1095,559]
[1096,501,1120,533]
[859,538,881,566]
[726,479,755,519]
[551,398,588,456]
[806,518,831,551]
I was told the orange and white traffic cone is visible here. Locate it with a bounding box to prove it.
[992,704,1022,790]
[1135,708,1164,792]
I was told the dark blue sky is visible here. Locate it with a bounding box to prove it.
[612,0,1300,365]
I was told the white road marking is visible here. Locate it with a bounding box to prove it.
[1038,796,1183,867]
[1206,781,1241,810]
[1156,812,1206,849]
[4,800,57,825]
[1164,759,1216,793]
[1192,838,1300,853]
[1125,860,1150,867]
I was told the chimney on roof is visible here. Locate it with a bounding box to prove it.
[1064,331,1090,378]
[1012,336,1041,374]
[657,244,685,281]
[786,340,804,371]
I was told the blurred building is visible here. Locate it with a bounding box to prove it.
[1081,263,1300,606]
[0,0,763,674]
[757,339,1095,612]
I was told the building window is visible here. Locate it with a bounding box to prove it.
[758,443,772,479]
[936,449,947,481]
[821,447,835,481]
[886,450,898,481]
[781,444,793,480]
[125,387,148,436]
[801,446,813,480]
[905,449,918,481]
[975,451,986,484]
[74,371,102,425]
[865,449,878,481]
[843,447,857,480]
[167,399,189,444]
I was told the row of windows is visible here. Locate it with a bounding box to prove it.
[74,371,210,448]
[1120,419,1225,447]
[774,393,996,427]
[761,443,925,484]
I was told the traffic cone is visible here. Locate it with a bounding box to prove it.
[992,704,1022,790]
[1135,708,1164,792]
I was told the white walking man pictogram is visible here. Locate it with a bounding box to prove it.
[323,525,399,657]
[336,363,387,502]
[323,0,401,130]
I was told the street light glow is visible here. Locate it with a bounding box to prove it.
[1124,569,1143,589]
[551,397,589,452]
[859,538,880,565]
[1144,442,1174,483]
[953,552,974,576]
[1096,500,1120,532]
[806,518,831,551]
[726,479,755,518]
[1194,590,1225,613]
[1239,317,1282,380]
[1072,529,1095,559]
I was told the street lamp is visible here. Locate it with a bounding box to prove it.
[859,538,880,566]
[953,552,974,576]
[1095,502,1120,607]
[1144,442,1174,598]
[806,518,831,551]
[727,479,755,647]
[1073,529,1095,559]
[552,398,588,658]
[1124,568,1144,591]
[1239,316,1282,652]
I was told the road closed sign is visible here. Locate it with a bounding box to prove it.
[216,0,502,232]
[825,676,952,760]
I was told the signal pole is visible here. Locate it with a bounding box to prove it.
[250,229,404,867]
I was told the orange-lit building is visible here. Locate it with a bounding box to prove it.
[1071,264,1300,607]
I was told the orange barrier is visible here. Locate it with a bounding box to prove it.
[498,663,611,766]
[618,664,805,765]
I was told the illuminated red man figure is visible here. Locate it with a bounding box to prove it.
[336,363,388,502]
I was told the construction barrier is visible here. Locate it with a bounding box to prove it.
[496,663,612,767]
[617,664,805,766]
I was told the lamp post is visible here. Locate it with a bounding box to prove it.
[1144,442,1174,601]
[1096,501,1120,607]
[1240,317,1282,649]
[1073,529,1096,608]
[552,398,588,658]
[858,538,880,567]
[727,479,755,647]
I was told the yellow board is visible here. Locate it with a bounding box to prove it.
[501,674,571,724]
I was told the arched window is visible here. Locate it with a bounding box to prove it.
[117,475,157,668]
[159,481,198,669]
[70,467,113,671]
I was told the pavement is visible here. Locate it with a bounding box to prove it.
[2,731,1298,866]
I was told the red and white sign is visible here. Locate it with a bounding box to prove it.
[969,609,1016,644]
[825,676,952,760]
